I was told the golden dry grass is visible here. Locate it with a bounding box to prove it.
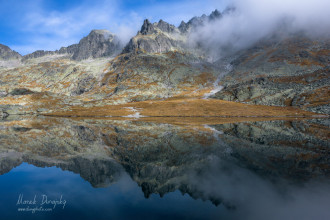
[301,86,330,107]
[43,98,322,118]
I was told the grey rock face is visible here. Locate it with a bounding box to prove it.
[71,29,122,61]
[140,19,156,35]
[123,19,184,54]
[23,30,122,61]
[22,50,56,60]
[139,18,177,35]
[156,19,177,33]
[58,44,79,54]
[178,21,188,33]
[214,36,330,114]
[123,34,180,54]
[71,76,96,95]
[0,44,22,60]
[178,9,222,33]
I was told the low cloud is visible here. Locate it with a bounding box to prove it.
[189,0,330,60]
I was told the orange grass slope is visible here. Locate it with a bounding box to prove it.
[43,98,324,117]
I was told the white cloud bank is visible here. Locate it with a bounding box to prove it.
[189,0,330,59]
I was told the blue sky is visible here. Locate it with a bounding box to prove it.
[0,0,227,55]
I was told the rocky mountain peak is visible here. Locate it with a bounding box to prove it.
[178,21,188,33]
[88,29,115,40]
[178,9,222,33]
[123,17,185,54]
[80,29,117,44]
[71,29,121,60]
[209,9,222,20]
[140,19,156,35]
[156,19,177,33]
[22,29,122,61]
[0,44,22,60]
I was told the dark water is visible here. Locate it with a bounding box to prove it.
[0,116,329,220]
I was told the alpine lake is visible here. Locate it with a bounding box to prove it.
[0,115,329,220]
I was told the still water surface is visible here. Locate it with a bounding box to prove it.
[0,116,329,220]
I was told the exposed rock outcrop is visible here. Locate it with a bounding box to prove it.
[178,9,222,33]
[0,44,22,68]
[122,19,185,54]
[22,50,56,60]
[140,19,156,35]
[213,36,330,114]
[70,29,122,60]
[0,44,22,60]
[22,29,122,61]
[58,43,79,54]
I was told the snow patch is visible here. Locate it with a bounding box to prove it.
[123,107,145,118]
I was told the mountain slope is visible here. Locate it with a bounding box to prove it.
[214,35,330,114]
[0,9,329,117]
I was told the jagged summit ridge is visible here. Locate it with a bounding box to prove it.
[139,19,179,36]
[3,9,225,61]
[123,9,224,54]
[140,19,156,35]
[1,8,226,62]
[0,44,22,60]
[179,9,222,33]
[157,19,177,33]
[21,29,122,61]
[70,29,121,60]
[122,18,185,54]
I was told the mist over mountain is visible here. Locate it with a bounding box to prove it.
[188,0,330,60]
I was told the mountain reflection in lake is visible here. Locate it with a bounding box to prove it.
[0,116,329,220]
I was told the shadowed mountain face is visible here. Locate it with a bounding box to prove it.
[0,116,329,204]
